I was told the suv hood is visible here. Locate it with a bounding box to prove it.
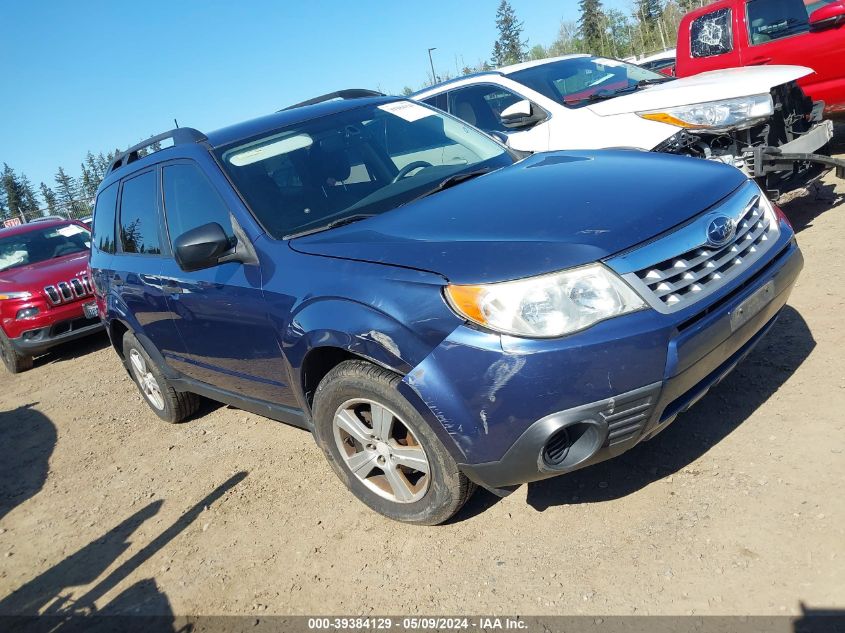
[586,65,813,117]
[290,151,747,284]
[0,251,89,293]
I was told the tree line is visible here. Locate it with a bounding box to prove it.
[405,0,714,92]
[1,150,120,222]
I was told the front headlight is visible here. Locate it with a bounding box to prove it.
[638,94,774,131]
[444,264,646,338]
[0,291,32,300]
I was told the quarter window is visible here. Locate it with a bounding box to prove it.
[92,182,118,254]
[162,163,233,243]
[118,171,162,255]
[690,8,734,57]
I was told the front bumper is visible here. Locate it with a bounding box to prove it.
[748,119,845,181]
[400,230,803,492]
[9,314,103,356]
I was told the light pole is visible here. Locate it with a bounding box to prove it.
[427,47,437,83]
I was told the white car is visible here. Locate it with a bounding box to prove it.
[413,55,844,194]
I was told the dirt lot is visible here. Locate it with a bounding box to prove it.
[1,156,844,618]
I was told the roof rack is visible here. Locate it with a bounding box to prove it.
[108,127,207,174]
[280,89,386,112]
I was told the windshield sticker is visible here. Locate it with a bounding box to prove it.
[56,225,86,237]
[378,101,435,122]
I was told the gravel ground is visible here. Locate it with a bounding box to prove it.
[1,152,844,618]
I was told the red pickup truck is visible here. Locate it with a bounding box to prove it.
[0,219,103,373]
[675,0,845,115]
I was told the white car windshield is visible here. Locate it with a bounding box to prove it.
[508,56,671,107]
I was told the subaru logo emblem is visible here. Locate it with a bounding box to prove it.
[706,216,735,247]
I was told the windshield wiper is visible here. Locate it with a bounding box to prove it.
[400,168,491,207]
[637,77,673,87]
[572,79,672,105]
[284,214,375,240]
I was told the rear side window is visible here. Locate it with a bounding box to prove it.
[747,0,811,44]
[92,182,118,253]
[690,8,734,57]
[118,171,162,255]
[422,93,447,112]
[162,163,233,243]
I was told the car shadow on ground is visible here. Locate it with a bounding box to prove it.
[0,404,55,521]
[33,331,111,369]
[453,305,814,520]
[0,471,247,629]
[779,182,845,235]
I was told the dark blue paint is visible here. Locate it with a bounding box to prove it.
[90,97,802,486]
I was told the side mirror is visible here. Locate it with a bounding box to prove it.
[499,99,546,130]
[809,2,845,31]
[174,222,233,272]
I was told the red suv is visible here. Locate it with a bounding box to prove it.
[676,0,845,115]
[0,219,103,373]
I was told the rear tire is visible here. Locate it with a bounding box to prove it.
[312,359,475,525]
[122,332,199,423]
[0,329,33,374]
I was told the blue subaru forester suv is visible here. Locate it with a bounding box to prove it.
[89,93,803,524]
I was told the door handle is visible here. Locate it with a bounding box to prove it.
[748,56,772,65]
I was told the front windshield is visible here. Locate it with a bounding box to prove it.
[508,56,670,107]
[216,101,513,239]
[0,223,90,272]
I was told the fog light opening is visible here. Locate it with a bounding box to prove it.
[541,421,603,470]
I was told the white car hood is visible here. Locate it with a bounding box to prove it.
[586,65,813,116]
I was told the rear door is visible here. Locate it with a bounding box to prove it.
[740,0,845,108]
[158,159,290,404]
[112,169,186,360]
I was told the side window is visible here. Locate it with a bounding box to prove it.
[690,8,734,57]
[91,182,118,254]
[118,171,162,255]
[447,85,523,132]
[747,0,810,44]
[422,93,447,112]
[162,163,233,242]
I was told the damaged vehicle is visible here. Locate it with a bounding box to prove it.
[90,93,802,524]
[413,55,845,196]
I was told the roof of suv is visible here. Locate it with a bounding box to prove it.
[205,95,399,148]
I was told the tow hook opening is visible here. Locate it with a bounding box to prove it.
[541,420,604,471]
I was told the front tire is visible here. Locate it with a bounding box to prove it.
[0,329,33,374]
[122,332,199,423]
[312,360,475,525]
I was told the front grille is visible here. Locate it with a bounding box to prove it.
[614,181,780,314]
[601,392,657,446]
[44,274,93,305]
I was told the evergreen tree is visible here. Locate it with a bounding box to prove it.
[18,174,39,215]
[1,164,24,218]
[636,0,663,24]
[40,182,59,215]
[54,166,77,216]
[491,0,527,67]
[579,0,605,55]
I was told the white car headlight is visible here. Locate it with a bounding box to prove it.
[445,264,646,338]
[638,94,774,131]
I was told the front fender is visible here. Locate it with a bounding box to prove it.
[283,297,451,400]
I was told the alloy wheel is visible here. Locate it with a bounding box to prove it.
[129,349,165,411]
[332,398,430,503]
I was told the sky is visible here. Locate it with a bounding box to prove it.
[0,0,629,195]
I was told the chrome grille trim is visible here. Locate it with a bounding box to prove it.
[607,181,781,314]
[43,276,94,305]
